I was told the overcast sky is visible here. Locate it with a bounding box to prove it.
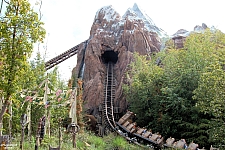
[28,0,225,81]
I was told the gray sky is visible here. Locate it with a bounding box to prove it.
[28,0,225,80]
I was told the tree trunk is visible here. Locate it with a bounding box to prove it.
[27,103,31,140]
[8,103,12,137]
[43,78,48,135]
[44,106,51,138]
[0,119,2,137]
[0,100,10,135]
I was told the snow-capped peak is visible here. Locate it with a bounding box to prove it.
[95,5,120,22]
[132,3,155,26]
[122,3,168,38]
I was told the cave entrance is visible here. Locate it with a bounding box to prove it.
[102,50,118,64]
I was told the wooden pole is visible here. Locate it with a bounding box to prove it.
[47,109,51,137]
[67,123,79,148]
[72,126,76,148]
[20,114,27,150]
[77,79,83,131]
[43,78,48,136]
[20,126,25,150]
[27,103,31,140]
[69,88,77,124]
[35,118,42,150]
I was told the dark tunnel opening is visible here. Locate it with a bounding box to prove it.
[102,50,118,64]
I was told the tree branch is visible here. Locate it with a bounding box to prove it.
[0,0,3,15]
[0,0,9,16]
[39,0,42,20]
[3,0,8,4]
[4,0,9,5]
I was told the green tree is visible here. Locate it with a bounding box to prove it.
[193,63,225,145]
[187,29,225,146]
[123,29,225,147]
[123,53,164,131]
[159,52,210,146]
[0,0,45,135]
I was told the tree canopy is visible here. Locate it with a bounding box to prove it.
[0,0,71,138]
[123,29,225,148]
[0,0,46,125]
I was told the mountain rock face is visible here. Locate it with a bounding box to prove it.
[73,3,164,116]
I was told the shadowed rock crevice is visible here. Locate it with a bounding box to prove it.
[102,50,118,64]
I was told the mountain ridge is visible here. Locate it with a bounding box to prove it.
[94,3,168,38]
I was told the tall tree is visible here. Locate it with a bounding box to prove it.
[123,53,164,129]
[0,0,45,135]
[192,30,225,146]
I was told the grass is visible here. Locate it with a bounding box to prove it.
[7,130,150,150]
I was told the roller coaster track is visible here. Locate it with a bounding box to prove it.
[103,62,116,131]
[101,61,162,149]
[45,40,87,70]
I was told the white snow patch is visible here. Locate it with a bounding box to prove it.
[122,3,168,38]
[95,5,119,22]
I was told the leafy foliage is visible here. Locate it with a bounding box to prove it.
[0,0,72,139]
[6,51,68,137]
[0,0,46,125]
[123,29,225,148]
[193,63,225,145]
[124,53,164,130]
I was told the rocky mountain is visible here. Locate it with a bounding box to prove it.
[123,3,168,38]
[172,23,215,39]
[72,3,166,116]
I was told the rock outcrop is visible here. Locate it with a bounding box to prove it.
[171,23,211,49]
[72,3,164,116]
[194,23,208,32]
